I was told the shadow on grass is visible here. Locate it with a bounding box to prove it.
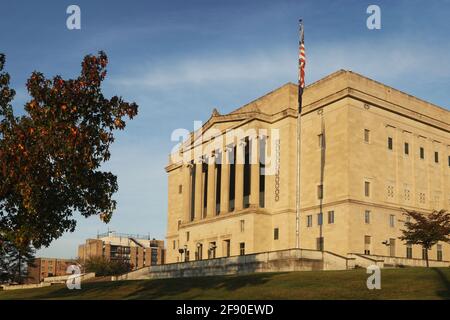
[431,268,450,299]
[124,272,278,299]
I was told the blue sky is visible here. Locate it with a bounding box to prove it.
[1,0,449,258]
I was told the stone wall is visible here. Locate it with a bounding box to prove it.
[113,248,352,281]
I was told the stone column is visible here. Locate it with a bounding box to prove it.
[220,149,230,214]
[194,162,203,220]
[183,165,191,222]
[250,137,260,207]
[235,140,245,211]
[206,156,216,217]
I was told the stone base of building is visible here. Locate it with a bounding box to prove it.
[113,248,450,281]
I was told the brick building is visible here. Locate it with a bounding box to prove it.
[78,231,165,269]
[26,258,75,284]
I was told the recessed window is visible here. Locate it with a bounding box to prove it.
[364,181,371,197]
[448,155,450,167]
[327,211,335,224]
[406,244,412,259]
[316,237,324,251]
[240,220,245,233]
[307,215,313,227]
[274,228,279,240]
[389,214,395,227]
[186,232,190,242]
[364,210,371,224]
[364,129,370,143]
[404,142,409,155]
[388,137,393,150]
[434,151,439,163]
[317,185,323,200]
[420,147,425,159]
[437,244,443,261]
[239,242,245,256]
[317,213,323,226]
[178,184,182,194]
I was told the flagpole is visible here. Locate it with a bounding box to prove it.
[296,19,304,249]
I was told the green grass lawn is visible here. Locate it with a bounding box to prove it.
[1,267,449,300]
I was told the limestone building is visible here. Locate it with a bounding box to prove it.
[165,70,450,264]
[78,231,165,269]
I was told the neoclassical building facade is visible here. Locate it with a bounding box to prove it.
[165,70,450,264]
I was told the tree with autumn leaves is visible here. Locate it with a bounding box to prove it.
[0,52,138,253]
[400,209,450,267]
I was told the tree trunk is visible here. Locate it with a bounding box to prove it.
[425,248,429,268]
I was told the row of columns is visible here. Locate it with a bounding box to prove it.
[185,137,262,222]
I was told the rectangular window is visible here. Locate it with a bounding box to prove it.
[307,215,313,227]
[365,181,370,197]
[316,237,324,251]
[317,184,323,200]
[388,137,393,150]
[406,244,413,259]
[422,247,428,260]
[437,244,443,261]
[274,228,279,240]
[365,210,371,224]
[448,155,450,167]
[435,151,439,163]
[178,184,182,194]
[389,214,395,227]
[186,232,190,242]
[240,220,245,233]
[239,242,245,256]
[420,147,425,159]
[173,240,176,250]
[364,129,370,143]
[404,142,409,155]
[317,213,323,226]
[327,211,334,224]
[364,235,371,244]
[224,240,231,257]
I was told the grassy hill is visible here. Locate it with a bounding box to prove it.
[1,267,449,300]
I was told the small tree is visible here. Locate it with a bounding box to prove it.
[83,256,131,276]
[399,209,450,267]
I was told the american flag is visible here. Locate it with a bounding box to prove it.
[298,20,306,113]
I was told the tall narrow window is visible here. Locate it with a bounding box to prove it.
[229,145,236,212]
[317,185,323,200]
[420,147,425,159]
[328,211,335,224]
[437,244,443,261]
[364,181,371,197]
[259,136,266,208]
[189,161,196,221]
[317,213,323,226]
[316,237,324,251]
[243,137,251,208]
[389,214,395,227]
[240,219,245,232]
[434,151,439,163]
[364,129,370,143]
[364,235,371,255]
[388,137,393,150]
[239,242,245,256]
[202,160,208,218]
[215,151,222,215]
[307,215,313,227]
[404,142,409,155]
[364,210,371,224]
[274,228,279,240]
[406,244,413,259]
